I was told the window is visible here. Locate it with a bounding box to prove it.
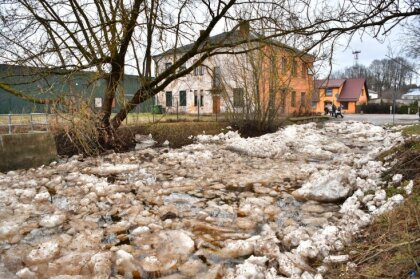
[165,62,172,70]
[291,59,297,77]
[193,60,204,76]
[280,89,287,113]
[179,90,187,106]
[281,57,287,73]
[233,88,244,107]
[301,92,306,107]
[340,102,348,110]
[194,90,204,107]
[301,63,306,78]
[270,55,276,72]
[194,90,198,106]
[291,91,296,107]
[166,91,172,107]
[326,88,333,96]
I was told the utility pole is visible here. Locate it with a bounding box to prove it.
[392,87,396,125]
[352,50,361,66]
[352,50,361,78]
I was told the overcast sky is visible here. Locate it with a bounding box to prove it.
[325,25,413,74]
[212,18,416,81]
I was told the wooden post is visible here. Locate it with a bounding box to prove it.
[30,113,34,132]
[8,113,12,134]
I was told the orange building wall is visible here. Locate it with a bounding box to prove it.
[346,102,356,113]
[314,83,367,114]
[259,46,314,115]
[357,86,368,105]
[314,86,342,114]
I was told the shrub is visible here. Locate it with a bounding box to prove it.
[409,100,419,114]
[356,103,392,114]
[357,101,419,114]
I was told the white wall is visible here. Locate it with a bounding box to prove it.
[154,51,247,114]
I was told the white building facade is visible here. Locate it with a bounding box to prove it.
[152,25,314,116]
[153,51,248,115]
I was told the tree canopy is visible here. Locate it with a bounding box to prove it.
[331,57,417,97]
[0,0,419,136]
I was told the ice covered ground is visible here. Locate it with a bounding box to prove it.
[0,121,413,279]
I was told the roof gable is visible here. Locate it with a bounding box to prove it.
[153,29,314,60]
[314,79,346,89]
[337,78,367,101]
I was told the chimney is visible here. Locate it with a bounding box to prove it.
[239,20,250,37]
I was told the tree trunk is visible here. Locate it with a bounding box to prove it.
[111,84,155,130]
[100,62,124,143]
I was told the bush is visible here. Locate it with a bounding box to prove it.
[356,103,392,114]
[398,105,409,114]
[357,101,419,114]
[409,100,419,114]
[397,101,419,114]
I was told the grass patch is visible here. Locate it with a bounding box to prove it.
[55,121,230,156]
[130,121,229,148]
[385,186,406,198]
[378,139,420,181]
[402,124,420,137]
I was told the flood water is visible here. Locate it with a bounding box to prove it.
[0,122,403,278]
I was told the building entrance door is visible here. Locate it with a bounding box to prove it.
[213,95,221,113]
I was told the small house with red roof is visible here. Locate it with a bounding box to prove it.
[312,78,369,114]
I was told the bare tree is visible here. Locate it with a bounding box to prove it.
[0,0,418,145]
[220,44,312,131]
[332,57,416,95]
[402,19,420,59]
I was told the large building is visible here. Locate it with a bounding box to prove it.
[401,88,420,101]
[0,64,152,114]
[312,78,369,114]
[153,23,315,116]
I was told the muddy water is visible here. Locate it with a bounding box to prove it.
[0,122,401,278]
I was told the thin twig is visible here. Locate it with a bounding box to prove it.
[357,238,420,265]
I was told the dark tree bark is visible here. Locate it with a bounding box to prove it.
[0,0,418,148]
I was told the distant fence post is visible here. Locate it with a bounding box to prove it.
[176,100,179,122]
[30,113,34,132]
[8,113,12,134]
[197,98,200,122]
[45,113,49,131]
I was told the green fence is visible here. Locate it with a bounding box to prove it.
[0,64,155,114]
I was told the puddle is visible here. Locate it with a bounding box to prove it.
[225,183,254,193]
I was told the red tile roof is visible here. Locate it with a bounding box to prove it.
[337,78,368,101]
[314,79,346,89]
[312,79,346,102]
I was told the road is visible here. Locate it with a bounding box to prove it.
[329,113,420,125]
